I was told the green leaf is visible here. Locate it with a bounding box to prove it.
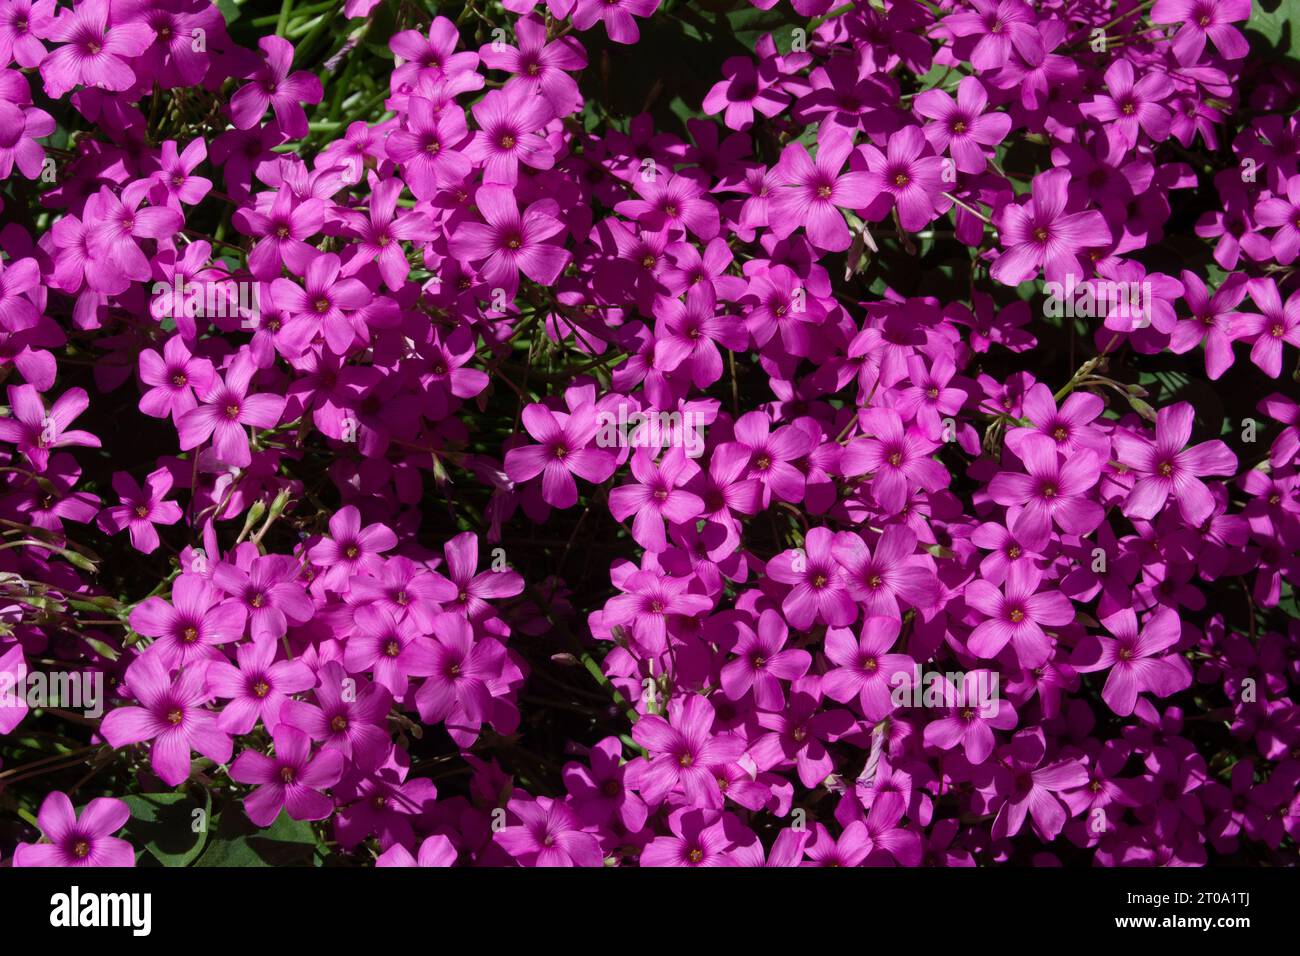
[194,807,321,867]
[1246,0,1300,60]
[122,791,211,867]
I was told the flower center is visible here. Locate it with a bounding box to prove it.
[72,839,91,858]
[252,680,270,698]
[167,708,184,724]
[331,715,349,732]
[385,640,402,657]
[1009,608,1025,623]
[280,766,296,783]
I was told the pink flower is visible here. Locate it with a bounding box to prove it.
[100,653,232,787]
[840,407,947,514]
[230,724,344,827]
[608,447,704,552]
[1111,402,1238,525]
[0,383,101,472]
[307,505,398,592]
[1238,277,1300,378]
[98,467,182,554]
[207,634,315,734]
[823,616,915,720]
[720,609,811,710]
[137,335,216,423]
[176,351,287,468]
[464,86,555,185]
[11,792,134,867]
[913,77,1011,175]
[990,168,1112,285]
[37,0,154,98]
[767,526,856,629]
[570,0,660,45]
[1073,608,1190,716]
[448,184,569,296]
[630,695,745,807]
[965,562,1074,667]
[504,403,617,509]
[229,35,322,138]
[770,127,873,252]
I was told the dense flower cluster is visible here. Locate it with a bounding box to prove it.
[1,0,1298,867]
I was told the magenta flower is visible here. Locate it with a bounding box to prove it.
[176,352,285,468]
[640,808,740,867]
[377,835,458,867]
[831,525,938,617]
[570,0,659,45]
[38,0,154,98]
[630,694,745,807]
[0,384,100,472]
[1080,60,1174,149]
[503,403,617,510]
[726,410,814,508]
[129,573,246,669]
[479,14,585,115]
[233,188,326,280]
[148,137,212,210]
[212,554,314,642]
[100,653,232,787]
[448,184,569,296]
[857,125,948,230]
[0,644,27,735]
[1238,277,1300,378]
[966,563,1075,667]
[767,526,856,629]
[281,662,392,772]
[414,612,503,729]
[913,77,1011,174]
[923,670,1019,765]
[495,795,603,866]
[823,617,914,721]
[0,0,53,69]
[11,792,134,867]
[137,335,216,423]
[98,467,182,554]
[719,609,811,710]
[1073,608,1190,716]
[0,96,53,180]
[385,97,472,200]
[464,86,555,185]
[988,729,1089,842]
[270,252,371,354]
[230,724,344,827]
[307,505,398,592]
[1151,0,1250,62]
[987,433,1104,541]
[229,35,322,139]
[207,634,315,734]
[703,56,787,131]
[608,447,704,553]
[770,127,873,252]
[840,407,947,513]
[603,568,713,654]
[990,168,1112,285]
[1111,402,1238,525]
